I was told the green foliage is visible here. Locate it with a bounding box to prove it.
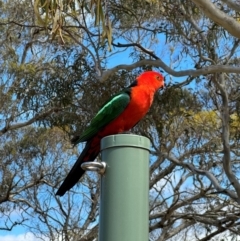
[1,0,240,240]
[33,0,113,48]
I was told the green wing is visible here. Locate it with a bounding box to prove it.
[76,91,130,143]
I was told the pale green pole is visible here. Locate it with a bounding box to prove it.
[99,134,150,241]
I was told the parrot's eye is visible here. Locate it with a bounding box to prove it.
[156,75,161,80]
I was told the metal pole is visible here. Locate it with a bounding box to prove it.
[99,134,150,241]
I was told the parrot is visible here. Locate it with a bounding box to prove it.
[56,71,164,196]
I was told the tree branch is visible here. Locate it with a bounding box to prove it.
[221,0,240,12]
[162,152,239,203]
[191,0,240,39]
[100,59,240,82]
[0,107,62,136]
[212,74,240,201]
[112,41,159,59]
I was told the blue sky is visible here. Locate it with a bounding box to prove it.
[1,10,234,239]
[0,36,165,240]
[0,33,192,240]
[0,233,44,241]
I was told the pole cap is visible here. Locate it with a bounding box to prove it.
[101,134,150,151]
